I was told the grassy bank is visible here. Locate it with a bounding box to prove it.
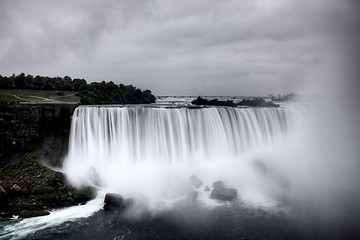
[0,89,80,103]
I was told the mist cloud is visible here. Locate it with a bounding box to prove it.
[0,0,357,95]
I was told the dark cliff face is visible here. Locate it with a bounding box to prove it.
[0,104,78,166]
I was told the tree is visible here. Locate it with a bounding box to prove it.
[14,73,26,89]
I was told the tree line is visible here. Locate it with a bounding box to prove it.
[0,73,156,104]
[191,96,279,107]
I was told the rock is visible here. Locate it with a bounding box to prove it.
[0,185,6,194]
[189,175,203,188]
[0,212,13,218]
[32,186,55,194]
[104,193,127,211]
[19,210,50,218]
[10,184,21,191]
[0,148,99,216]
[50,179,62,188]
[57,185,67,191]
[210,188,237,201]
[204,186,210,191]
[210,181,237,201]
[0,185,7,200]
[72,186,97,205]
[9,183,23,195]
[212,181,225,189]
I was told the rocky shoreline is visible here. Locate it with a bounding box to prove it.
[0,148,96,218]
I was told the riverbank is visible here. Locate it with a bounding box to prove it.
[0,147,96,218]
[0,103,97,218]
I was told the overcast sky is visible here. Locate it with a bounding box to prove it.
[0,0,358,96]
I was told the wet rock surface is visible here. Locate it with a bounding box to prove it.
[210,181,238,201]
[104,193,129,211]
[189,175,203,188]
[0,149,97,218]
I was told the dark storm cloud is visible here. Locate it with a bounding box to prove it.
[0,0,357,95]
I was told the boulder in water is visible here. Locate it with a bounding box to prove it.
[212,181,225,189]
[210,181,237,201]
[104,193,127,211]
[189,175,203,188]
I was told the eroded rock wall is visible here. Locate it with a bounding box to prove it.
[0,104,78,166]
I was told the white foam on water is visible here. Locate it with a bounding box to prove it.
[0,190,106,240]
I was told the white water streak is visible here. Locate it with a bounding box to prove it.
[63,106,295,202]
[67,106,292,163]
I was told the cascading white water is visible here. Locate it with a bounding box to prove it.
[63,106,296,206]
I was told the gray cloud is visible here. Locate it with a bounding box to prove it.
[0,0,357,95]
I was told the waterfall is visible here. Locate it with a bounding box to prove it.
[63,106,296,205]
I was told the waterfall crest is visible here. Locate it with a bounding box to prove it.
[67,106,292,163]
